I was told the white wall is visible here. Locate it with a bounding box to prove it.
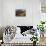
[1,0,41,26]
[32,0,41,27]
[0,0,2,26]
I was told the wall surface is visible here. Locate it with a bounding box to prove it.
[1,0,41,27]
[0,0,2,26]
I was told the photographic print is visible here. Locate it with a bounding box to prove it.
[16,9,26,17]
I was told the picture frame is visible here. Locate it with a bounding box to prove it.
[16,9,26,17]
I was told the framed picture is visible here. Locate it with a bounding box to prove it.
[16,9,26,17]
